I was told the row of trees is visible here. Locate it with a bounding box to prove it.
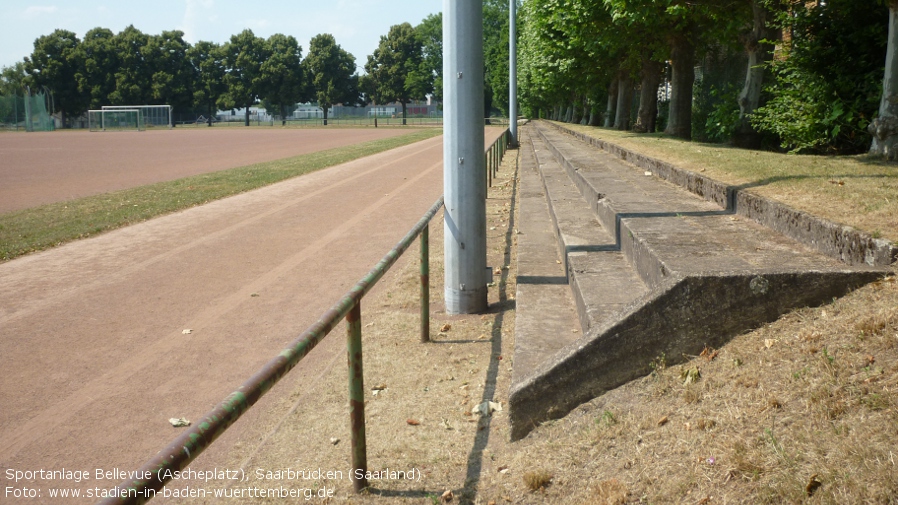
[517,0,896,158]
[2,2,517,129]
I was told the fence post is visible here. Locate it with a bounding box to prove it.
[421,224,430,343]
[347,302,367,492]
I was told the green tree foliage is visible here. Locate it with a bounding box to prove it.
[145,30,195,112]
[220,29,269,126]
[75,28,119,110]
[25,29,86,126]
[304,33,358,125]
[752,0,888,154]
[416,13,443,103]
[484,0,511,117]
[188,40,227,125]
[260,34,307,124]
[110,25,152,105]
[0,62,28,95]
[366,23,429,125]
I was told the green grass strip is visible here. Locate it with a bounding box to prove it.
[0,128,442,262]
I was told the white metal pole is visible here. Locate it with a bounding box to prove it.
[443,0,487,314]
[509,0,518,144]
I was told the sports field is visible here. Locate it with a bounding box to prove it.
[0,128,419,213]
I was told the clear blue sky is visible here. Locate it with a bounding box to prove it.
[1,0,442,71]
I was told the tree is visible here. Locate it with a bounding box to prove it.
[220,29,269,127]
[752,0,887,154]
[75,28,119,110]
[733,0,778,148]
[260,33,306,125]
[870,0,898,160]
[25,29,86,127]
[145,30,195,113]
[110,25,153,105]
[188,40,226,126]
[416,13,443,104]
[304,34,357,126]
[484,0,511,117]
[0,62,28,95]
[367,23,429,125]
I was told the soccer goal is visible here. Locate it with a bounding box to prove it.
[88,109,144,132]
[101,105,172,129]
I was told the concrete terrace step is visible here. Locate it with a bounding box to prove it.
[529,131,649,335]
[508,121,887,441]
[513,128,582,388]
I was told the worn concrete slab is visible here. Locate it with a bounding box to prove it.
[508,121,888,441]
[513,130,581,388]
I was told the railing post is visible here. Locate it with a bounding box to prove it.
[420,224,430,343]
[347,302,367,492]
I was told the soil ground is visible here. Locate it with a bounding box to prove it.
[0,128,417,213]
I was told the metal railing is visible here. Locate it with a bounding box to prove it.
[486,129,511,188]
[99,128,511,505]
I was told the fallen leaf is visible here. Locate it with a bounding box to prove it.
[681,367,701,385]
[764,339,778,349]
[657,416,669,426]
[440,323,452,333]
[330,437,340,445]
[406,419,420,426]
[806,474,823,496]
[372,383,387,391]
[169,417,190,427]
[441,489,454,502]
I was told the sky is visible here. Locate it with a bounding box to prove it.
[0,0,442,71]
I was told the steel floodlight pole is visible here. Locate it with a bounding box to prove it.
[509,0,518,145]
[443,0,488,314]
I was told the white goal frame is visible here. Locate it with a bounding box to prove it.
[88,109,144,132]
[101,105,172,129]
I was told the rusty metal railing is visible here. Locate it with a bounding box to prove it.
[99,197,444,504]
[486,129,510,188]
[99,128,511,505]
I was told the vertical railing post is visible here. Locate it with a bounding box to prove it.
[347,302,367,492]
[420,224,431,343]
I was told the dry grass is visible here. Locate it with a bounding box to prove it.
[188,137,897,505]
[558,123,898,243]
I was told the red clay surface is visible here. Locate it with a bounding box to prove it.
[0,128,417,214]
[0,128,506,504]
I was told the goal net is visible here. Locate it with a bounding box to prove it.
[102,105,172,129]
[89,109,144,132]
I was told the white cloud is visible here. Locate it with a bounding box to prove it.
[22,6,59,20]
[181,0,215,43]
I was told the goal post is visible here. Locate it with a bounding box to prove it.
[101,105,172,129]
[89,109,144,132]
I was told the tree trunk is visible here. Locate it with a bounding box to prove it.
[588,102,601,126]
[244,105,250,127]
[564,105,573,123]
[634,59,663,133]
[323,105,329,126]
[734,1,776,149]
[614,74,633,130]
[401,101,407,125]
[581,98,589,125]
[664,33,696,140]
[571,96,583,124]
[869,2,898,160]
[604,79,618,128]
